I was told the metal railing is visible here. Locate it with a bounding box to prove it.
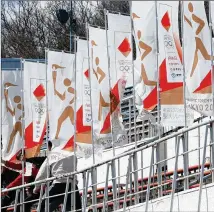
[1,117,214,212]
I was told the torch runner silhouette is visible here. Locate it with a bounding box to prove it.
[4,83,24,153]
[52,64,76,139]
[132,13,157,87]
[91,40,110,121]
[184,2,214,77]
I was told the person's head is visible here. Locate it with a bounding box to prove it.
[188,2,193,13]
[64,78,71,87]
[95,57,99,66]
[137,30,142,40]
[16,150,26,162]
[48,141,52,151]
[14,96,21,104]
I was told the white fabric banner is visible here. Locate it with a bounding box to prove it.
[108,13,132,89]
[48,51,75,151]
[158,1,193,126]
[89,27,112,148]
[78,39,92,127]
[1,70,23,161]
[75,39,95,158]
[23,61,47,158]
[132,1,158,112]
[184,1,213,116]
[107,13,129,146]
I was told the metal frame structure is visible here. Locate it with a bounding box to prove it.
[1,118,214,212]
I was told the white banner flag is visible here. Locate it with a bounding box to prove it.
[158,2,194,126]
[75,39,94,158]
[89,26,112,148]
[132,1,158,112]
[23,61,47,158]
[48,50,75,151]
[184,1,213,116]
[1,70,23,161]
[108,13,129,146]
[78,39,92,127]
[108,13,132,89]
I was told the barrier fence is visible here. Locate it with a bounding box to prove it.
[1,117,214,212]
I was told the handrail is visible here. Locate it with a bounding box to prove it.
[2,118,214,193]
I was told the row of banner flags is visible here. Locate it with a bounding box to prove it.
[1,1,214,162]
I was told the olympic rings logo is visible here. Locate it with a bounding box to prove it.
[86,118,91,122]
[84,90,90,96]
[119,65,130,72]
[164,40,173,48]
[35,107,45,115]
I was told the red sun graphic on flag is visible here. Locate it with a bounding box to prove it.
[84,69,89,80]
[33,84,46,101]
[161,11,171,31]
[118,37,131,57]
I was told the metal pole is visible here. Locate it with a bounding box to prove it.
[129,99,132,143]
[169,136,181,212]
[44,48,50,212]
[85,22,97,212]
[154,0,162,198]
[129,2,139,204]
[181,0,189,190]
[209,124,214,182]
[145,147,154,212]
[72,35,78,212]
[209,1,214,184]
[62,177,70,212]
[20,61,25,212]
[129,2,137,149]
[197,125,209,212]
[102,163,110,212]
[14,189,20,212]
[70,0,73,52]
[209,0,214,116]
[123,155,131,211]
[104,10,118,210]
[85,22,95,164]
[83,170,90,212]
[104,9,115,156]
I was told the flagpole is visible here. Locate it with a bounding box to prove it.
[104,9,116,157]
[70,35,77,211]
[209,1,214,115]
[154,0,162,198]
[85,23,95,165]
[85,22,98,212]
[20,60,25,212]
[129,3,137,150]
[181,0,189,190]
[180,1,187,128]
[104,9,119,210]
[209,0,214,183]
[129,2,140,206]
[44,48,50,212]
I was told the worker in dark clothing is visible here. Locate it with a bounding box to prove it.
[33,150,82,212]
[1,151,39,212]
